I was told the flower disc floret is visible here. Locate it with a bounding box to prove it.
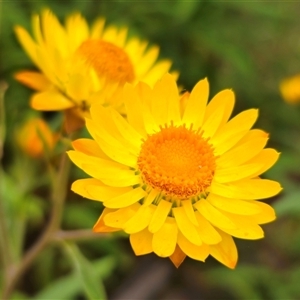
[77,40,135,84]
[138,124,216,199]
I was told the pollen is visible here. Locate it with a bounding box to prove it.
[137,124,216,199]
[77,39,135,84]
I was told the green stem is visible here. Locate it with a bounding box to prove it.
[1,153,71,299]
[0,82,12,287]
[53,229,107,242]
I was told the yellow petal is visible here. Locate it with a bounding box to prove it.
[152,217,178,257]
[207,194,262,215]
[182,200,198,226]
[85,119,138,168]
[169,245,186,268]
[90,17,105,39]
[194,211,222,245]
[93,208,120,232]
[210,229,238,269]
[148,200,172,233]
[194,200,236,229]
[66,13,90,52]
[31,89,73,111]
[143,189,158,206]
[124,205,155,234]
[246,148,280,177]
[141,60,172,87]
[203,89,235,133]
[72,138,109,159]
[214,163,264,183]
[202,100,229,139]
[103,187,147,208]
[125,38,147,65]
[14,71,51,91]
[173,207,202,246]
[213,109,259,155]
[41,9,68,58]
[104,203,140,228]
[124,83,147,136]
[249,201,276,224]
[14,25,39,67]
[135,46,159,77]
[86,184,132,202]
[67,150,138,188]
[210,179,282,200]
[216,136,268,168]
[71,178,130,201]
[110,108,143,150]
[130,228,153,255]
[218,212,264,240]
[177,231,209,262]
[150,73,181,126]
[182,78,209,128]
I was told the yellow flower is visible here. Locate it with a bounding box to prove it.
[68,74,282,268]
[14,9,176,122]
[280,74,300,104]
[16,117,57,158]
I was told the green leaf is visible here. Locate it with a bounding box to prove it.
[34,255,116,300]
[63,242,107,300]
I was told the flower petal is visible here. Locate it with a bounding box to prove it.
[182,78,209,128]
[207,194,262,215]
[216,136,268,168]
[214,163,264,183]
[124,205,155,234]
[210,179,282,200]
[194,211,222,245]
[93,208,120,232]
[177,231,209,262]
[169,245,186,268]
[103,187,147,208]
[31,89,73,111]
[148,200,172,233]
[173,207,202,246]
[210,229,238,269]
[14,71,51,91]
[203,89,235,133]
[104,203,140,228]
[130,228,153,256]
[152,217,178,257]
[194,200,236,229]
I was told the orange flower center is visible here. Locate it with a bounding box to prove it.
[138,124,216,199]
[77,39,135,84]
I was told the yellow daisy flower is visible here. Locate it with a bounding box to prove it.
[68,74,282,268]
[14,9,176,126]
[280,74,300,104]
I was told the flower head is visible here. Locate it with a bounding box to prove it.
[14,9,176,128]
[68,74,281,268]
[16,116,57,158]
[280,74,300,104]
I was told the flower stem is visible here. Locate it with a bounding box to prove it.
[1,153,70,299]
[53,229,107,242]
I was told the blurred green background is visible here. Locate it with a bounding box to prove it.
[1,1,300,299]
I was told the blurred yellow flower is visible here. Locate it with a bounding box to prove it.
[14,9,177,127]
[68,74,281,269]
[17,117,57,158]
[280,74,300,104]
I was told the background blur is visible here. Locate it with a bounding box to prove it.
[1,1,300,299]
